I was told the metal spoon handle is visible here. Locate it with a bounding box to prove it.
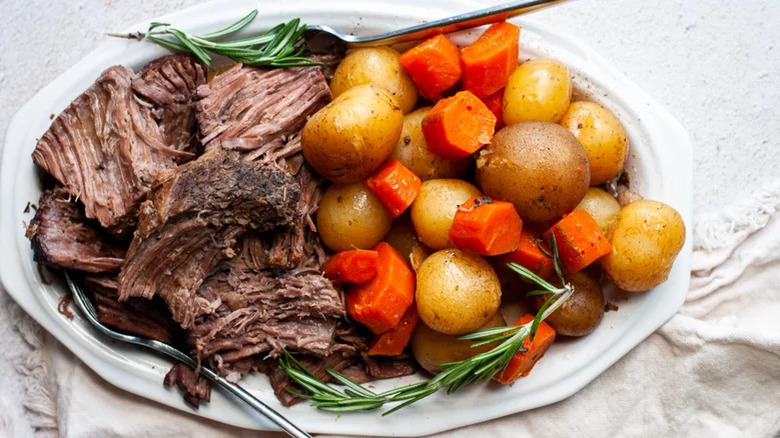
[316,0,569,47]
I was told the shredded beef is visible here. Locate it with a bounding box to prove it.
[31,58,205,234]
[94,293,176,344]
[195,65,331,160]
[132,55,206,156]
[27,54,421,411]
[190,267,343,360]
[164,363,211,408]
[82,275,120,297]
[81,275,180,343]
[118,149,300,328]
[26,188,125,273]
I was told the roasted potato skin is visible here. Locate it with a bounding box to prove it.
[330,47,419,114]
[575,188,622,236]
[411,179,481,249]
[384,213,423,266]
[412,312,506,373]
[602,200,686,292]
[559,101,628,185]
[476,121,590,223]
[316,183,392,251]
[389,107,470,181]
[416,249,501,335]
[302,84,403,184]
[534,271,604,336]
[503,58,572,124]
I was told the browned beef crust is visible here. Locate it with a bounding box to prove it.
[118,149,300,328]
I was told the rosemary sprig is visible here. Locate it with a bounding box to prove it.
[130,10,319,68]
[279,236,574,415]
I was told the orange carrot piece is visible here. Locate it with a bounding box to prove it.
[482,88,505,130]
[399,34,462,100]
[494,314,556,384]
[449,195,523,256]
[461,22,521,98]
[365,160,423,218]
[346,242,415,334]
[322,249,379,284]
[544,210,613,273]
[422,91,497,161]
[367,305,419,356]
[503,228,554,280]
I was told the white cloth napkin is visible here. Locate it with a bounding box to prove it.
[5,179,774,438]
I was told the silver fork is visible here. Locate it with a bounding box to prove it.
[306,0,569,49]
[64,271,311,438]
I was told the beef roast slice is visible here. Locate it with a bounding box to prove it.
[93,293,176,344]
[195,65,331,160]
[132,55,206,155]
[33,61,203,234]
[118,149,300,328]
[190,266,344,361]
[26,188,125,273]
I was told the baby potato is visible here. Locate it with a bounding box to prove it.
[389,107,470,181]
[412,312,506,373]
[503,58,572,124]
[416,249,502,335]
[330,47,419,114]
[603,200,686,292]
[533,271,604,337]
[575,188,622,236]
[411,179,481,249]
[302,84,403,184]
[476,122,590,223]
[384,214,423,266]
[559,101,628,185]
[316,183,392,251]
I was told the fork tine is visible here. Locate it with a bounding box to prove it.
[64,271,99,321]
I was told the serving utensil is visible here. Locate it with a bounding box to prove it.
[306,0,569,49]
[64,271,312,438]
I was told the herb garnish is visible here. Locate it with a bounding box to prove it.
[279,235,574,415]
[122,10,319,68]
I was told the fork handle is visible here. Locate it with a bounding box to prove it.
[342,0,570,46]
[198,367,312,438]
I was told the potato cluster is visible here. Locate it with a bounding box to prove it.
[303,37,687,371]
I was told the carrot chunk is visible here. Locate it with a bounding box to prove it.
[503,228,554,279]
[365,160,422,218]
[322,249,379,284]
[482,88,505,130]
[494,314,556,384]
[544,210,613,273]
[399,34,462,100]
[346,242,415,334]
[461,22,521,98]
[422,91,497,161]
[367,305,419,356]
[449,195,523,256]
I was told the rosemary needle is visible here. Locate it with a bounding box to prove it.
[130,10,320,68]
[279,235,575,415]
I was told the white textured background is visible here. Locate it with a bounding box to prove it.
[1,0,779,436]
